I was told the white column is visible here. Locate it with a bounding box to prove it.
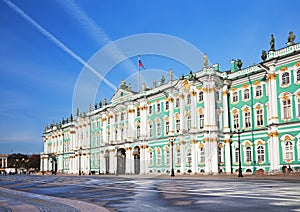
[169,96,175,136]
[127,106,135,141]
[191,141,197,173]
[140,102,147,139]
[179,90,185,133]
[109,149,114,174]
[190,89,197,132]
[125,147,132,174]
[222,83,230,133]
[224,139,231,173]
[180,141,185,173]
[140,146,145,174]
[145,146,149,174]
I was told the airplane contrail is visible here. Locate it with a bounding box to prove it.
[57,0,138,75]
[2,0,117,91]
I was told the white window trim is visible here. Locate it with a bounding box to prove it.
[280,70,291,88]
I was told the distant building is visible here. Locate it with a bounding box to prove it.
[0,154,8,169]
[41,36,300,175]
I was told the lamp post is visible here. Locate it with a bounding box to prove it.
[169,137,175,177]
[78,147,82,175]
[235,130,243,178]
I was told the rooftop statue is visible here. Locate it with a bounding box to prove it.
[237,59,243,70]
[269,34,275,51]
[169,68,173,81]
[203,53,209,68]
[287,31,296,46]
[261,50,267,61]
[160,76,165,85]
[142,82,147,91]
[153,80,157,88]
[127,83,132,91]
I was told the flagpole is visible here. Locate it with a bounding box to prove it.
[138,55,141,92]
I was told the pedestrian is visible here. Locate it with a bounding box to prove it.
[288,165,293,173]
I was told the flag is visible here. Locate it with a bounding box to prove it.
[138,55,145,69]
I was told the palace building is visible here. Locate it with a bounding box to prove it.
[41,35,300,175]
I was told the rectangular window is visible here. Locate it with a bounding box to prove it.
[257,109,264,127]
[175,98,180,107]
[187,116,191,131]
[149,105,152,115]
[176,119,180,133]
[199,114,204,129]
[149,125,153,137]
[157,103,161,113]
[165,121,169,135]
[233,114,239,129]
[157,123,161,137]
[245,111,251,128]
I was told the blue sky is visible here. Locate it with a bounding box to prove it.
[0,0,299,154]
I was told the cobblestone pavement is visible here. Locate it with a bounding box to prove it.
[0,174,300,211]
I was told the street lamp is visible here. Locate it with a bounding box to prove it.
[169,137,175,177]
[234,130,244,178]
[78,147,82,175]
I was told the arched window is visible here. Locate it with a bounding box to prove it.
[121,112,124,121]
[199,114,204,129]
[136,126,140,139]
[285,141,294,160]
[149,152,153,166]
[157,103,161,113]
[255,86,262,97]
[244,89,250,100]
[257,145,264,163]
[256,109,264,127]
[218,147,222,163]
[187,115,191,131]
[235,147,239,163]
[283,99,291,119]
[246,146,252,162]
[149,124,153,137]
[165,101,169,110]
[233,113,239,129]
[157,122,161,137]
[199,147,205,163]
[175,98,180,107]
[165,148,170,166]
[176,148,181,164]
[176,119,180,133]
[297,69,300,81]
[148,105,152,114]
[244,110,251,128]
[156,148,161,166]
[165,121,169,135]
[282,72,290,85]
[136,108,140,117]
[199,91,204,102]
[186,148,192,167]
[115,130,118,142]
[186,94,191,104]
[233,92,238,103]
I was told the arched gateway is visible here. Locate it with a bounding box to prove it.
[117,148,126,175]
[133,146,140,174]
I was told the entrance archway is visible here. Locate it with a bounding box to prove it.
[104,150,109,174]
[133,146,140,174]
[117,148,126,175]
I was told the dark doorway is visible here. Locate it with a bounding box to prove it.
[133,146,140,174]
[117,148,126,175]
[104,150,109,174]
